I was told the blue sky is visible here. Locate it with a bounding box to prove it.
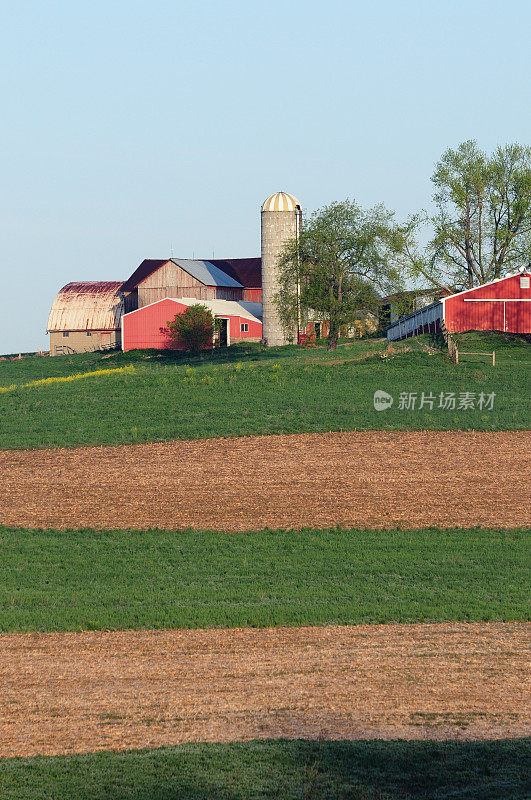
[1,0,530,353]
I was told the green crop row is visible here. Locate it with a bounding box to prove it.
[1,526,528,632]
[1,738,529,800]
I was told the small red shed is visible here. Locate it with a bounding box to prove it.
[443,271,531,334]
[122,297,263,351]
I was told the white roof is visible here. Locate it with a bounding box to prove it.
[177,298,262,322]
[47,282,123,332]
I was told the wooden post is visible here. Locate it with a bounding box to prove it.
[492,351,495,366]
[455,348,459,364]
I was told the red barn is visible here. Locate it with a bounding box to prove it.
[122,297,262,351]
[443,271,531,333]
[387,271,531,340]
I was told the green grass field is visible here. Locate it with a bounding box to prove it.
[452,331,531,363]
[0,333,529,449]
[1,334,529,798]
[1,738,529,800]
[1,527,528,632]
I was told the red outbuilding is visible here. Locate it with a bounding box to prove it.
[122,297,263,351]
[387,271,531,340]
[443,271,531,333]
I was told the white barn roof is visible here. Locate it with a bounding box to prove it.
[47,282,124,332]
[176,297,262,322]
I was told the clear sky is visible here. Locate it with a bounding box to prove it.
[1,0,530,353]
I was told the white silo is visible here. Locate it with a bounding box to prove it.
[261,192,302,346]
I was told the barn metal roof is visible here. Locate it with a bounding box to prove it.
[121,257,247,292]
[380,288,450,304]
[209,258,262,288]
[170,259,243,288]
[47,282,124,332]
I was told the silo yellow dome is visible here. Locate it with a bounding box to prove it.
[261,192,300,212]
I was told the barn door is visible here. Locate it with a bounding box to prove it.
[214,318,228,347]
[218,319,228,347]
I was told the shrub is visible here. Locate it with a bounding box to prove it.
[166,305,214,353]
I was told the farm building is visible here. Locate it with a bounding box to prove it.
[387,271,531,341]
[122,298,262,351]
[47,258,262,354]
[120,258,249,312]
[47,192,302,354]
[47,282,124,355]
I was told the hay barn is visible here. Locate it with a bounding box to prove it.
[120,258,251,311]
[47,282,123,355]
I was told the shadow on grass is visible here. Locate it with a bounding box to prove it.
[101,341,318,367]
[1,739,529,800]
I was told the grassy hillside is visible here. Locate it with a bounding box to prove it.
[1,738,529,800]
[0,527,527,632]
[0,334,529,449]
[452,331,531,363]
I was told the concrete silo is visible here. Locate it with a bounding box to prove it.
[261,192,302,346]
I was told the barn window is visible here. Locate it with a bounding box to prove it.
[62,332,69,337]
[520,276,530,288]
[240,323,248,332]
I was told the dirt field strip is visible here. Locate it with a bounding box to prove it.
[0,623,528,757]
[0,431,529,530]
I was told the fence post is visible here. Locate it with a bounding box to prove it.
[492,351,495,366]
[455,349,459,364]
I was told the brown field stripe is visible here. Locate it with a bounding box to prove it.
[0,623,529,758]
[0,431,529,530]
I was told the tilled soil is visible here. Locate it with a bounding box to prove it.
[0,431,529,530]
[0,623,528,757]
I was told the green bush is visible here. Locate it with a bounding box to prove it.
[166,304,214,353]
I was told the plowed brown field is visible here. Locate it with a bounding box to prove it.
[0,623,528,757]
[0,431,529,530]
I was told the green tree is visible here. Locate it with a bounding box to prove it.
[401,141,531,291]
[276,199,404,350]
[166,304,214,353]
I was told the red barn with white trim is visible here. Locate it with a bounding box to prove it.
[443,272,531,333]
[122,297,262,351]
[387,271,531,340]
